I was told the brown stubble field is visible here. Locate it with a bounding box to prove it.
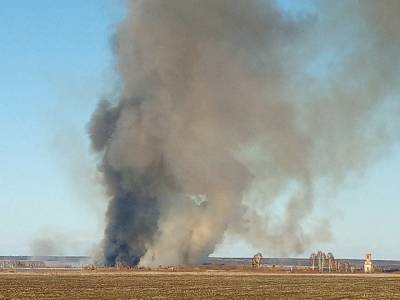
[0,271,400,300]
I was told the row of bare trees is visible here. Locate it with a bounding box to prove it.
[0,260,45,269]
[309,251,353,272]
[310,251,333,272]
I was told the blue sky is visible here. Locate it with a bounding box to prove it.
[0,0,124,255]
[0,0,399,259]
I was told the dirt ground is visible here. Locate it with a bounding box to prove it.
[0,270,400,299]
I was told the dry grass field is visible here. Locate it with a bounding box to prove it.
[1,271,400,299]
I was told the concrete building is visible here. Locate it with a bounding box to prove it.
[364,253,373,273]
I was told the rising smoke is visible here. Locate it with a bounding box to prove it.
[88,0,400,266]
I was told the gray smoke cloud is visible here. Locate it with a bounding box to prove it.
[30,231,82,257]
[30,238,64,257]
[88,0,400,266]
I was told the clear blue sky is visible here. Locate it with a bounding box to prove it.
[0,0,399,259]
[0,0,124,255]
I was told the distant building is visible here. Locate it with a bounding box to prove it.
[364,253,373,273]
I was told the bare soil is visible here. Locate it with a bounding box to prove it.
[0,270,399,299]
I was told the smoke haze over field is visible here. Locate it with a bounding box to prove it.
[30,238,64,257]
[88,0,400,266]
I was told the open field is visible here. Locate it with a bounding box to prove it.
[1,271,400,299]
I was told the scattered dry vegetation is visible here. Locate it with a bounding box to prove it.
[0,271,399,299]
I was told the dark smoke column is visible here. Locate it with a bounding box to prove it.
[88,101,163,266]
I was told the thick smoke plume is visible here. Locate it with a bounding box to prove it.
[88,0,400,266]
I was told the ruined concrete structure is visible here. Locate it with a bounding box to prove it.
[364,253,373,273]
